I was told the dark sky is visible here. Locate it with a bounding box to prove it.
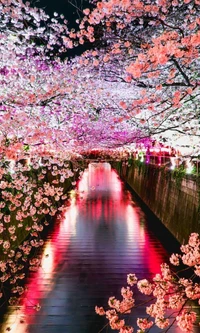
[32,0,93,57]
[34,0,90,27]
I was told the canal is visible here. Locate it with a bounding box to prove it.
[0,163,188,333]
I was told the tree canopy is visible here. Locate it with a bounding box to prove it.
[0,0,199,160]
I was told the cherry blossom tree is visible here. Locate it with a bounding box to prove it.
[71,0,200,151]
[0,0,143,156]
[1,0,199,156]
[95,233,200,332]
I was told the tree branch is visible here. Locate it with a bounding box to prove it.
[171,57,191,86]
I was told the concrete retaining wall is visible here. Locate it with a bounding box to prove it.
[114,161,199,244]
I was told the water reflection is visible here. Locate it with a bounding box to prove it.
[0,163,189,333]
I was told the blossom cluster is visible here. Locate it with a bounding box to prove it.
[0,152,80,306]
[95,233,200,332]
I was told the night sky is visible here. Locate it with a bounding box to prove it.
[34,0,90,27]
[32,0,92,57]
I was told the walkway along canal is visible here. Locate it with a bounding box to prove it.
[0,163,195,333]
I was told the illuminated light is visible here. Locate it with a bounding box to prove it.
[8,159,15,174]
[77,169,89,197]
[160,147,170,153]
[26,158,31,166]
[186,160,194,174]
[63,200,78,236]
[0,314,29,333]
[125,204,144,242]
[145,155,150,164]
[69,189,77,199]
[158,156,161,165]
[170,157,176,170]
[140,154,144,162]
[149,148,160,153]
[41,241,54,274]
[38,158,43,166]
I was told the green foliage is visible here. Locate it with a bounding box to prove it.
[0,159,10,168]
[172,164,186,188]
[23,144,30,151]
[3,172,13,183]
[1,204,10,215]
[133,159,146,175]
[5,138,10,147]
[128,157,133,167]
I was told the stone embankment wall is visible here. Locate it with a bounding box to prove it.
[114,160,199,244]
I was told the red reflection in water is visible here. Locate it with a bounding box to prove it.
[23,209,72,317]
[143,232,168,276]
[77,163,169,277]
[1,202,76,331]
[77,163,124,223]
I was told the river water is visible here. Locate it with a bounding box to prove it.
[0,163,192,333]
